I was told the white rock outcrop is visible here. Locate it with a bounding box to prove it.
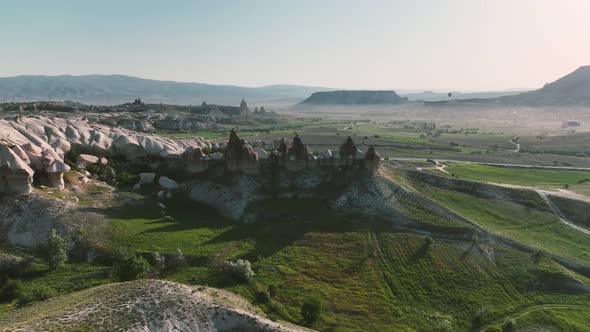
[0,145,34,194]
[77,154,100,167]
[0,115,213,191]
[0,115,211,162]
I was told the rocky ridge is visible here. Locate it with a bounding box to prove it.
[0,279,308,332]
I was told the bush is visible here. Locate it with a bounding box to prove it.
[211,257,255,282]
[15,284,57,307]
[472,307,492,327]
[502,319,516,332]
[113,254,150,281]
[425,236,434,247]
[227,259,254,281]
[0,254,32,277]
[255,290,270,303]
[47,229,69,271]
[86,163,117,185]
[0,279,23,302]
[301,298,322,325]
[268,284,278,297]
[116,171,139,187]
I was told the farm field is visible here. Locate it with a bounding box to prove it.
[438,162,590,187]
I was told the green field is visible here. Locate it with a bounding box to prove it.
[417,187,590,265]
[441,163,590,187]
[86,195,590,330]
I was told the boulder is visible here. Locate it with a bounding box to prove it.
[158,176,178,190]
[138,172,156,185]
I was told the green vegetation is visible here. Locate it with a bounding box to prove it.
[440,162,590,187]
[301,297,322,325]
[47,229,69,271]
[112,253,150,281]
[419,187,590,265]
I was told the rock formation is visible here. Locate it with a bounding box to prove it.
[45,160,70,190]
[224,129,259,173]
[0,145,34,194]
[182,146,208,173]
[77,154,100,168]
[0,115,215,190]
[239,99,250,114]
[339,136,358,160]
[364,145,381,170]
[286,135,310,161]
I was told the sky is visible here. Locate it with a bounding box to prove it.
[1,0,589,91]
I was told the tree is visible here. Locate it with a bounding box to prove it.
[47,229,68,270]
[448,92,452,99]
[113,253,150,281]
[301,298,322,325]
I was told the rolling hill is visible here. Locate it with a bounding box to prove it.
[500,66,590,106]
[0,74,332,106]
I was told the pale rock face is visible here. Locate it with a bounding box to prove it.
[11,145,30,164]
[45,160,71,191]
[0,115,212,162]
[189,176,258,221]
[77,154,100,168]
[158,176,179,190]
[0,145,34,194]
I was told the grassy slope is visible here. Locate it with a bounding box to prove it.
[442,163,590,187]
[415,186,590,265]
[105,195,590,331]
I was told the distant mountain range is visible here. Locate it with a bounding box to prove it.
[499,66,590,106]
[300,90,408,105]
[0,75,333,106]
[1,66,589,107]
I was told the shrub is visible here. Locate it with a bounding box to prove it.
[86,163,117,185]
[268,284,278,297]
[211,257,255,282]
[502,319,516,332]
[301,297,322,325]
[0,279,23,302]
[225,259,255,282]
[425,236,434,247]
[255,290,270,303]
[472,307,492,327]
[116,171,139,187]
[15,284,57,307]
[0,254,32,277]
[113,254,150,281]
[47,229,69,271]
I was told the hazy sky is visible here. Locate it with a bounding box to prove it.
[1,0,589,90]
